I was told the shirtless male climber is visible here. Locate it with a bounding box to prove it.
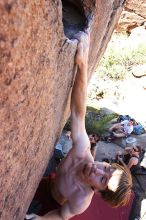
[26,30,132,220]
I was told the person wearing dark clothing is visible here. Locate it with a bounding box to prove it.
[117,146,142,171]
[116,146,145,220]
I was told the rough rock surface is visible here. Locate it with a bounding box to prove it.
[116,0,146,33]
[0,0,125,219]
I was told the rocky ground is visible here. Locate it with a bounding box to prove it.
[87,72,146,128]
[88,25,146,127]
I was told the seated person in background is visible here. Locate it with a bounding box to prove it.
[116,146,142,172]
[88,133,99,159]
[26,31,132,220]
[109,119,135,138]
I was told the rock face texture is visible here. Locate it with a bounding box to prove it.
[0,0,125,219]
[116,0,146,33]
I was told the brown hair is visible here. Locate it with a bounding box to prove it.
[100,163,132,208]
[135,145,142,154]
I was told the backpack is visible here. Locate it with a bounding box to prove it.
[133,123,145,135]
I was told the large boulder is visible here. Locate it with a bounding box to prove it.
[116,0,146,33]
[0,0,125,219]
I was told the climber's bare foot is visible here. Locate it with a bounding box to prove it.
[74,31,90,69]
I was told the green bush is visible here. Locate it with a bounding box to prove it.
[98,34,146,81]
[85,111,117,135]
[64,106,117,136]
